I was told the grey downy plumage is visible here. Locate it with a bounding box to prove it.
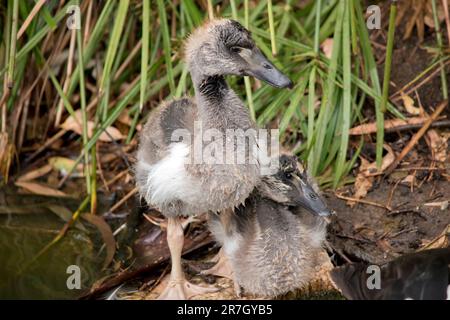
[209,155,332,298]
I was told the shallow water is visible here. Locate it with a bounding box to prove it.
[0,193,103,299]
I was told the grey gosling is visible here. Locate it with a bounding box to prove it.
[209,155,332,298]
[135,19,292,299]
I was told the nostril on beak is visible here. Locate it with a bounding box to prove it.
[262,63,272,70]
[286,79,294,89]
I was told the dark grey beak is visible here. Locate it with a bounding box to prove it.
[293,174,332,217]
[244,48,293,89]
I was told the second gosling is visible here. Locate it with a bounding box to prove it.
[209,155,332,297]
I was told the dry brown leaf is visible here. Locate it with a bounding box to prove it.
[101,153,118,164]
[0,132,14,182]
[15,181,69,197]
[320,38,333,59]
[61,110,124,142]
[426,129,448,162]
[401,174,416,187]
[401,93,420,115]
[376,238,395,253]
[0,132,7,163]
[362,145,395,176]
[117,111,132,126]
[424,0,445,28]
[349,145,395,207]
[82,214,116,269]
[351,158,373,207]
[420,225,450,250]
[17,164,53,182]
[352,175,373,203]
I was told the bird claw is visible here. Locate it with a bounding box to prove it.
[144,214,199,231]
[143,214,167,229]
[181,215,200,230]
[157,278,218,300]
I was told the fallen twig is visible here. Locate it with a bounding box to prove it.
[420,224,450,250]
[335,193,392,211]
[27,129,66,162]
[109,187,138,213]
[423,200,449,210]
[389,227,418,238]
[17,0,47,40]
[349,116,447,135]
[395,166,450,171]
[383,120,450,133]
[384,100,448,176]
[387,208,427,220]
[105,169,129,187]
[387,179,401,209]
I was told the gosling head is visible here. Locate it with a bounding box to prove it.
[258,155,332,217]
[185,19,293,88]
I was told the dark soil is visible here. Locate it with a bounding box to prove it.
[326,178,450,265]
[372,1,450,117]
[329,4,450,266]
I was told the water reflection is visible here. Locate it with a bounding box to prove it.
[0,200,103,299]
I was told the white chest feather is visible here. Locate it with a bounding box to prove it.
[138,143,201,206]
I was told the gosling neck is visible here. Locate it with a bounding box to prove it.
[189,64,254,132]
[190,67,228,101]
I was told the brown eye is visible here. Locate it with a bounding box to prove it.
[230,46,242,53]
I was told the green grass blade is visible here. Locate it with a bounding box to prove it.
[99,0,129,93]
[243,0,255,121]
[76,11,90,195]
[431,0,448,99]
[6,0,19,88]
[334,0,351,187]
[157,0,176,94]
[312,0,344,175]
[267,0,277,56]
[280,74,308,134]
[140,0,150,112]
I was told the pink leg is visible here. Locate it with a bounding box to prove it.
[158,217,218,300]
